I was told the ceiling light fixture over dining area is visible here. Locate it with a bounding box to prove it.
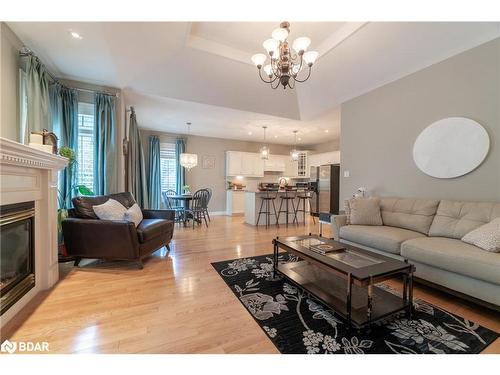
[251,21,319,89]
[180,122,198,170]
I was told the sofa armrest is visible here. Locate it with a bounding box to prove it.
[142,209,175,221]
[331,214,347,240]
[62,218,140,259]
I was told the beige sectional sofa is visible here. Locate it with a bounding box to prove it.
[331,198,500,309]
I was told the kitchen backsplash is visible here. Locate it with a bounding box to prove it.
[229,174,308,191]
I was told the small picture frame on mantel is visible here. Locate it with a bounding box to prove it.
[202,155,216,169]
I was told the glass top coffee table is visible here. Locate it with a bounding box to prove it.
[272,235,415,329]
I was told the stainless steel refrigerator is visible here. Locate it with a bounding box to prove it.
[309,164,340,217]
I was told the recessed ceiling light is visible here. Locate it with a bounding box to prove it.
[324,129,329,133]
[274,135,278,138]
[248,131,252,135]
[298,137,302,141]
[70,31,83,40]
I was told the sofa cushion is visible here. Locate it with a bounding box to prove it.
[461,218,500,253]
[73,192,137,219]
[136,219,170,243]
[379,197,440,235]
[137,219,174,243]
[429,200,500,239]
[401,237,500,285]
[340,225,425,254]
[349,198,383,226]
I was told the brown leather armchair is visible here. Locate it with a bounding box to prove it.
[62,192,174,269]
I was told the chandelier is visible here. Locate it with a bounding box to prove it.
[251,22,318,89]
[260,126,270,160]
[180,122,198,170]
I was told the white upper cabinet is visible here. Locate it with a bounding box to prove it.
[226,151,264,177]
[308,151,340,167]
[226,151,243,176]
[226,151,312,178]
[284,151,309,178]
[264,155,286,172]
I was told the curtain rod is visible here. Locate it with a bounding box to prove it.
[19,48,119,98]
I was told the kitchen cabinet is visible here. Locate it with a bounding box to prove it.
[226,151,243,176]
[284,151,309,178]
[226,190,245,215]
[226,151,264,177]
[264,154,286,172]
[309,151,340,167]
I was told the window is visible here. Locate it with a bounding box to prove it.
[160,142,177,193]
[77,102,95,190]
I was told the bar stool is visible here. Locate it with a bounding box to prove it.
[256,190,278,228]
[277,190,297,227]
[294,189,316,225]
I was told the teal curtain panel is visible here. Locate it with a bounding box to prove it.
[94,93,117,195]
[25,55,50,144]
[148,135,161,209]
[50,84,78,208]
[175,138,186,194]
[127,108,149,208]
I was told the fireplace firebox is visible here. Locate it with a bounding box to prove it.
[0,201,35,315]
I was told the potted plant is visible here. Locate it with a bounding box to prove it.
[183,184,191,195]
[57,146,94,261]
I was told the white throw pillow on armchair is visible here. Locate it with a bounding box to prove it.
[124,203,143,227]
[92,199,127,221]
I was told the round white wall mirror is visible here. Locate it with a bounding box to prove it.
[413,117,489,179]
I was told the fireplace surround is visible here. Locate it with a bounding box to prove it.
[0,201,36,315]
[0,137,67,328]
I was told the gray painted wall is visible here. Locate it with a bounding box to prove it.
[340,38,500,203]
[1,23,23,141]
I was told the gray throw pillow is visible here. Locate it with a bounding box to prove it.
[124,203,143,227]
[92,199,127,221]
[349,198,383,226]
[461,218,500,252]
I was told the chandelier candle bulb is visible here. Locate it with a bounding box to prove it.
[271,27,289,42]
[292,37,311,54]
[251,53,267,67]
[263,39,279,55]
[303,51,319,66]
[263,64,273,77]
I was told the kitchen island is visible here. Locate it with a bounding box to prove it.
[244,191,308,226]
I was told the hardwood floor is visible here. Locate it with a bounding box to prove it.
[2,216,499,353]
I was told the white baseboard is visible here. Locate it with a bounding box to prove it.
[209,211,229,216]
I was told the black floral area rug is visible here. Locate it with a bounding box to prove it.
[211,254,499,354]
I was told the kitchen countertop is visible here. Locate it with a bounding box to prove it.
[245,189,309,193]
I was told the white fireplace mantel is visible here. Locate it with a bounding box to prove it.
[0,137,68,327]
[0,137,68,171]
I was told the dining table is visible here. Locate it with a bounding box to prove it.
[169,194,199,226]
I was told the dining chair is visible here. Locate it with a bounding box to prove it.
[162,190,183,223]
[204,187,212,222]
[186,189,209,229]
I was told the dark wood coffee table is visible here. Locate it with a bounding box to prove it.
[272,235,415,329]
